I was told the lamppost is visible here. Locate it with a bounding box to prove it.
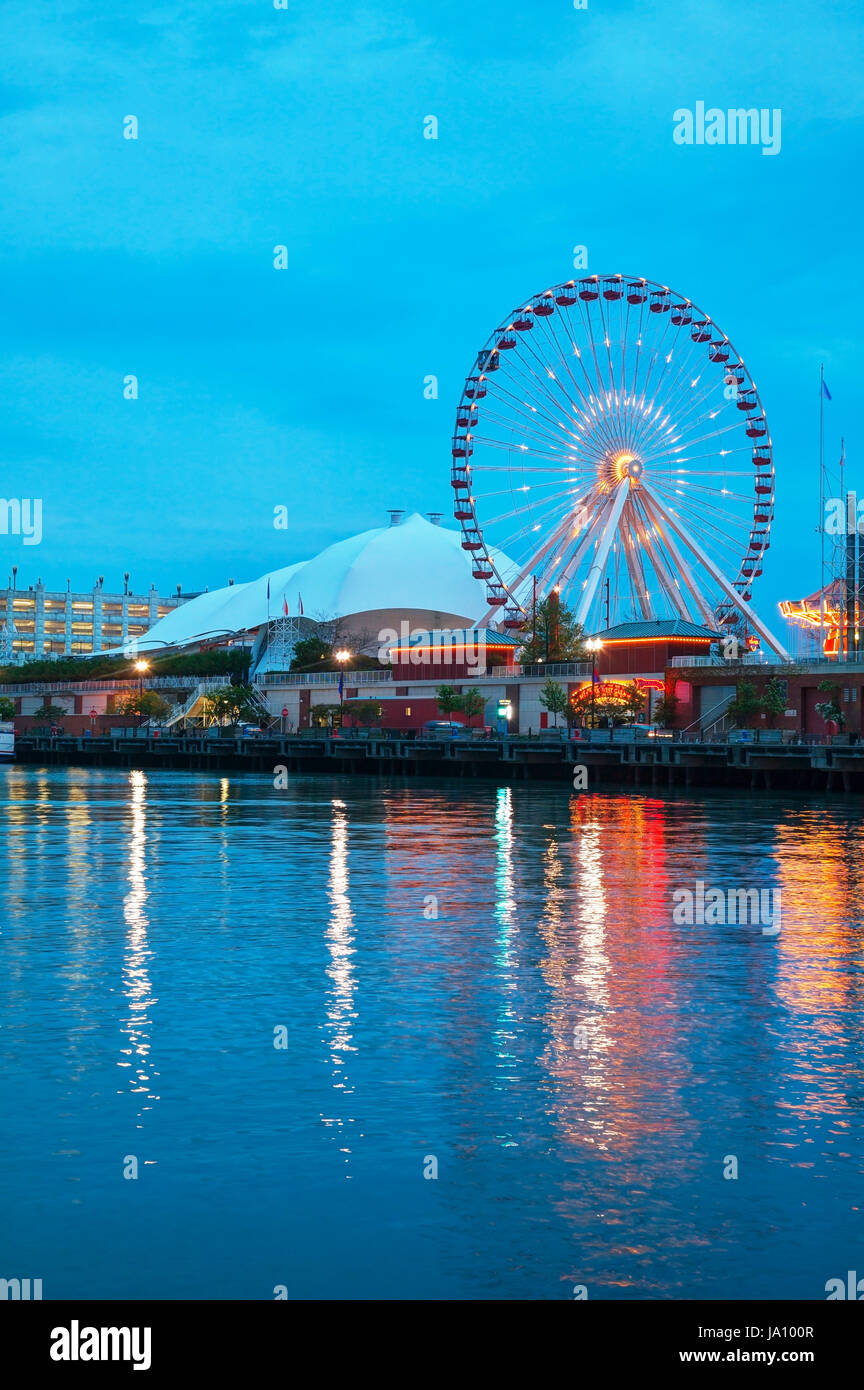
[334,649,351,725]
[586,638,603,728]
[134,659,149,733]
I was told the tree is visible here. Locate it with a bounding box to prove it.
[344,700,383,728]
[760,677,787,729]
[539,677,568,728]
[726,680,761,729]
[0,696,15,720]
[460,688,485,728]
[115,691,172,723]
[815,679,844,730]
[202,685,260,726]
[435,685,463,719]
[618,685,646,724]
[33,702,68,725]
[652,691,680,728]
[518,590,586,665]
[290,636,332,672]
[0,646,251,686]
[309,703,343,729]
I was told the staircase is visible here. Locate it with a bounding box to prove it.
[681,690,736,741]
[163,677,233,728]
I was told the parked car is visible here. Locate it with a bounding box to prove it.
[421,720,468,738]
[632,723,673,739]
[238,723,264,738]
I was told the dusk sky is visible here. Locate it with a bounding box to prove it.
[1,0,861,625]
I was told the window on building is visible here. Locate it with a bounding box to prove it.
[404,707,411,716]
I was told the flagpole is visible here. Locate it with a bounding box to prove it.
[844,439,850,661]
[819,364,825,661]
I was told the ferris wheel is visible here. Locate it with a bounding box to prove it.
[451,274,789,657]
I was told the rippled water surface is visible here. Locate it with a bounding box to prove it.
[1,765,863,1299]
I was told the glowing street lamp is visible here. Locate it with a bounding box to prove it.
[131,659,150,733]
[334,650,351,712]
[585,638,604,727]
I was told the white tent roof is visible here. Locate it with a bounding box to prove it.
[131,513,516,653]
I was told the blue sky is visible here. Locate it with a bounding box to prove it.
[0,0,861,626]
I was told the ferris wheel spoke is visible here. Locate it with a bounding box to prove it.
[531,312,607,430]
[471,436,581,467]
[475,485,588,541]
[675,468,753,478]
[630,494,701,621]
[649,475,754,532]
[593,296,631,445]
[508,333,593,425]
[567,297,645,453]
[477,409,587,463]
[648,490,752,561]
[491,486,603,605]
[643,483,789,657]
[477,405,608,476]
[485,488,593,555]
[513,333,623,460]
[635,490,719,628]
[639,329,721,431]
[480,376,589,453]
[573,297,625,447]
[620,498,652,619]
[639,418,744,466]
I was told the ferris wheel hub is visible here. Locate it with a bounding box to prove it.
[611,452,643,482]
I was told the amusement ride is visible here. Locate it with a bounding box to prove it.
[450,273,790,659]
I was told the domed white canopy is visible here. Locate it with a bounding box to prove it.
[131,513,516,653]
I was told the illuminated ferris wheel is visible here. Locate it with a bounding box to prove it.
[451,273,788,656]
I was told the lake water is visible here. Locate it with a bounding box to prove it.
[1,765,862,1300]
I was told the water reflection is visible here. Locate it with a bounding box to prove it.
[492,787,519,1098]
[118,770,160,1125]
[321,798,357,1161]
[3,767,864,1299]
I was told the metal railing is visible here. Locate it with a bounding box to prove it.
[256,670,393,687]
[669,653,765,668]
[490,662,592,679]
[0,674,232,695]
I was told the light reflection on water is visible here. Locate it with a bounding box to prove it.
[0,765,862,1300]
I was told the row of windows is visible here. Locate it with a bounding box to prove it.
[1,601,174,615]
[3,622,149,634]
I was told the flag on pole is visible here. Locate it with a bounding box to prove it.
[823,380,832,401]
[283,595,289,616]
[298,592,304,616]
[592,665,600,686]
[338,671,344,698]
[266,578,270,601]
